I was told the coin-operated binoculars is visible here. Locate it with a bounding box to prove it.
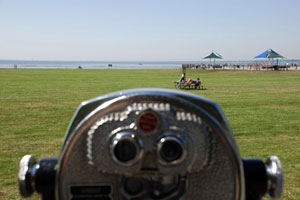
[18,89,283,200]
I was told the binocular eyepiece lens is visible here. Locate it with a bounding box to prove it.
[114,139,137,162]
[111,132,143,166]
[157,135,186,164]
[160,140,182,162]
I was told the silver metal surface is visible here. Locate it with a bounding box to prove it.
[18,155,37,197]
[55,89,245,200]
[63,88,235,147]
[266,156,283,199]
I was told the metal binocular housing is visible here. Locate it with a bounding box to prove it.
[18,88,283,200]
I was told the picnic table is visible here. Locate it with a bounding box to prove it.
[174,81,204,90]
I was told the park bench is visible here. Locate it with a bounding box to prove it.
[213,65,222,69]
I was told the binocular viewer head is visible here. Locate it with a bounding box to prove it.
[18,88,283,200]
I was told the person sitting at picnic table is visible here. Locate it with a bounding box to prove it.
[187,78,194,84]
[179,73,186,83]
[194,78,201,87]
[187,77,200,84]
[186,78,201,89]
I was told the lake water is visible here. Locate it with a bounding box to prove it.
[0,59,299,69]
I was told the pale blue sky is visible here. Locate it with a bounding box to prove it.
[0,0,299,61]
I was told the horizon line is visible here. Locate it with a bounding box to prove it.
[0,58,299,63]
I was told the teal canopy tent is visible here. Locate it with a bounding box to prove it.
[204,51,222,65]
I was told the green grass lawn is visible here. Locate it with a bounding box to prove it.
[0,69,300,199]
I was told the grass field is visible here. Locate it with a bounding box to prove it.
[0,68,300,199]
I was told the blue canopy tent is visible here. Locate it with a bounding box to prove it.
[254,49,285,65]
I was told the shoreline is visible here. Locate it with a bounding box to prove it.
[1,65,299,71]
[1,59,300,70]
